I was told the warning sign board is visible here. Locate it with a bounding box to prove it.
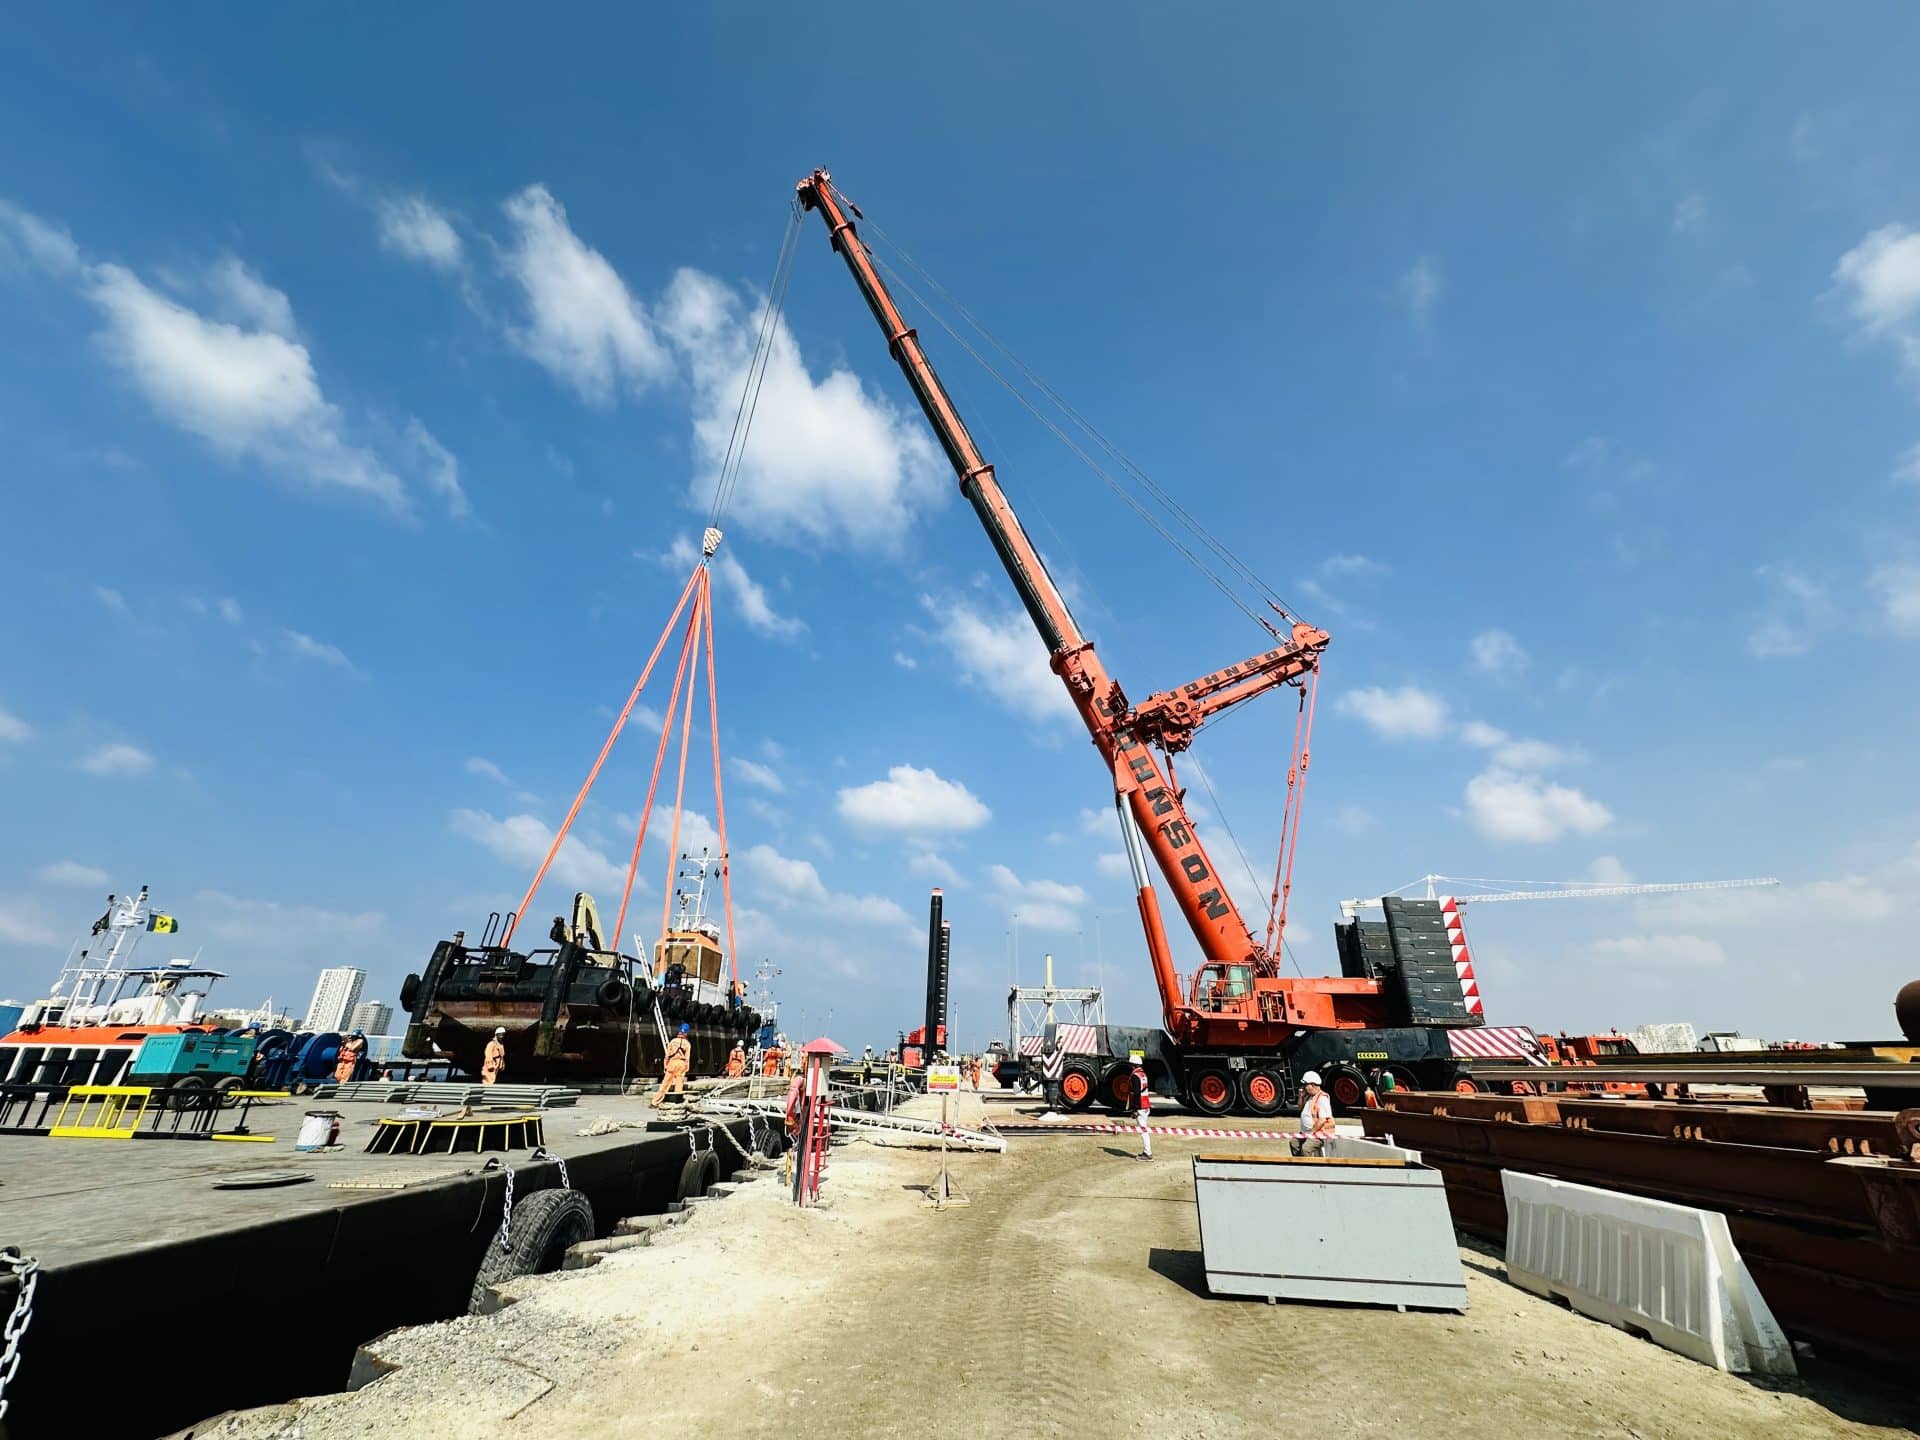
[927,1064,961,1092]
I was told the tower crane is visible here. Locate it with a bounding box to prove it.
[796,169,1481,1116]
[1340,875,1779,921]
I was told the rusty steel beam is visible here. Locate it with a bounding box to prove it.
[1366,1109,1883,1231]
[1383,1092,1904,1154]
[1464,1061,1920,1089]
[1393,1144,1920,1368]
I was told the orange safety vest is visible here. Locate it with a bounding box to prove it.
[724,1050,746,1077]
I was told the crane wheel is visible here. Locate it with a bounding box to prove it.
[1099,1062,1138,1114]
[1327,1067,1368,1113]
[1188,1067,1235,1116]
[1240,1068,1285,1117]
[1453,1076,1487,1095]
[1059,1064,1096,1111]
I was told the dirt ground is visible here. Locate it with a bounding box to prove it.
[185,1127,1919,1440]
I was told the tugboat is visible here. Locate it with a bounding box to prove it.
[0,886,228,1086]
[400,850,763,1083]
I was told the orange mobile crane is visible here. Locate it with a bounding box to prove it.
[797,171,1484,1115]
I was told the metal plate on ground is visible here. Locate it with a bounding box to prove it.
[211,1170,316,1189]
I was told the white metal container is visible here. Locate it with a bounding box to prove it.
[296,1110,341,1151]
[1192,1143,1468,1311]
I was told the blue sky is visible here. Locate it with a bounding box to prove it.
[4,6,1920,1048]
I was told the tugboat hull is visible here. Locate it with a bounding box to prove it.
[400,936,759,1083]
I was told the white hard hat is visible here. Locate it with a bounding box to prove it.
[1301,1070,1323,1086]
[494,1027,506,1035]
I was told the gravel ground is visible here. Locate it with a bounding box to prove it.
[179,1129,1919,1440]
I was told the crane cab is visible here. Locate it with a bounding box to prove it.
[1192,962,1255,1017]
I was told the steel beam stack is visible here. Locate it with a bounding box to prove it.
[1363,1092,1920,1367]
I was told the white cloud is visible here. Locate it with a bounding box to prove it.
[1870,562,1920,632]
[78,742,154,777]
[731,757,785,793]
[0,704,31,743]
[377,194,465,271]
[1463,768,1611,844]
[1319,553,1383,578]
[1588,855,1634,885]
[466,756,512,786]
[922,593,1072,724]
[93,585,128,614]
[0,898,58,946]
[281,628,353,669]
[1895,444,1920,489]
[987,863,1088,931]
[1585,934,1727,969]
[661,536,803,638]
[660,268,944,552]
[1458,722,1579,772]
[406,418,468,518]
[837,764,991,833]
[1746,565,1829,658]
[0,198,80,275]
[84,258,409,509]
[449,808,628,897]
[1337,685,1450,740]
[194,889,385,947]
[208,257,296,338]
[908,851,964,887]
[1470,628,1528,676]
[217,597,243,625]
[500,183,670,404]
[1329,804,1376,836]
[1398,255,1442,326]
[738,843,917,939]
[893,651,918,670]
[1095,852,1133,880]
[37,860,107,887]
[1671,194,1708,237]
[1834,224,1920,335]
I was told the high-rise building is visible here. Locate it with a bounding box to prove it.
[302,966,366,1034]
[348,1000,393,1035]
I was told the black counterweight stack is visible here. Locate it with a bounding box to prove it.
[923,889,949,1060]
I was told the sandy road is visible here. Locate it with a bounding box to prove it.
[189,1131,1918,1440]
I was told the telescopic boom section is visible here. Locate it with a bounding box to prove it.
[796,171,1326,1016]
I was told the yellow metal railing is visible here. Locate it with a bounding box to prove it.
[49,1085,152,1139]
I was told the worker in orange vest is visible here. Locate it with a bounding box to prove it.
[724,1042,746,1078]
[1291,1070,1336,1156]
[654,1022,692,1106]
[481,1027,507,1085]
[968,1055,983,1090]
[760,1043,782,1077]
[333,1031,366,1085]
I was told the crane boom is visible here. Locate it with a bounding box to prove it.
[795,170,1327,1024]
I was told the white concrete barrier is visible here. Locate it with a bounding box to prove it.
[1501,1171,1795,1375]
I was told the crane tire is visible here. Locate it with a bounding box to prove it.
[1239,1068,1285,1117]
[399,973,422,1013]
[1325,1065,1369,1113]
[1099,1061,1138,1114]
[1058,1063,1097,1111]
[1187,1066,1235,1117]
[468,1188,595,1313]
[676,1151,720,1203]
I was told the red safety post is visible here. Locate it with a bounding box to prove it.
[786,1037,840,1207]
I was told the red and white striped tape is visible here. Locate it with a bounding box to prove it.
[996,1122,1298,1138]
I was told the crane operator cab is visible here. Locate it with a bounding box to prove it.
[1193,962,1254,1016]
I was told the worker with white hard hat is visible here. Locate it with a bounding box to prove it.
[482,1026,507,1085]
[1290,1070,1336,1156]
[1130,1051,1153,1161]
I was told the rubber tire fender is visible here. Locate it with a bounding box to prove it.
[467,1188,596,1313]
[595,977,630,1010]
[399,973,422,1013]
[676,1150,720,1203]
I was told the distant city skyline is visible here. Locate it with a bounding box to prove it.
[302,967,366,1034]
[348,1000,393,1035]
